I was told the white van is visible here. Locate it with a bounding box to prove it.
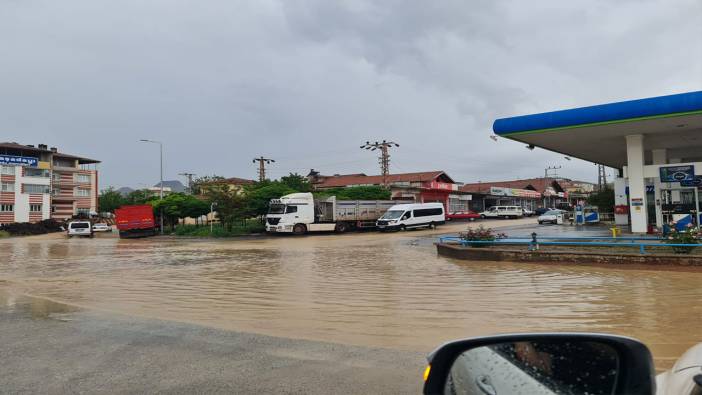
[479,206,524,219]
[67,221,93,238]
[376,203,445,231]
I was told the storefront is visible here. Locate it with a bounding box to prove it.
[460,179,565,212]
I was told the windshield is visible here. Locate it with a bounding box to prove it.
[381,210,404,220]
[268,204,285,214]
[70,222,90,229]
[545,210,561,215]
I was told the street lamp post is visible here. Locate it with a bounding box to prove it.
[140,139,164,235]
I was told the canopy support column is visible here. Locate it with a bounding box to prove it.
[626,134,648,233]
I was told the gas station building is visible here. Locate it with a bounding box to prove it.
[493,91,702,233]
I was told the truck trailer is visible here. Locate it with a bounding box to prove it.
[265,192,396,234]
[115,204,157,238]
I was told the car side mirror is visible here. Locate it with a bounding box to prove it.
[423,333,655,395]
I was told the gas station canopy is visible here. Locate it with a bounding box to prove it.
[492,91,702,169]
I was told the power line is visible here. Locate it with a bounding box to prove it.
[544,165,562,179]
[253,156,275,182]
[360,140,400,186]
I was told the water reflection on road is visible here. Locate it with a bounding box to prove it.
[2,228,701,369]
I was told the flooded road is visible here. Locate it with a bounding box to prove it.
[2,222,701,370]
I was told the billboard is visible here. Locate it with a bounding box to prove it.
[489,187,541,198]
[0,155,38,167]
[660,165,694,182]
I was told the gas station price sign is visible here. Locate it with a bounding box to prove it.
[659,165,695,182]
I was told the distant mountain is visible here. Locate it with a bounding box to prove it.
[153,180,186,193]
[116,186,134,197]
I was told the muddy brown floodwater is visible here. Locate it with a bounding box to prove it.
[2,225,702,371]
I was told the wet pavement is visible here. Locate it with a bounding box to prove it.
[0,291,423,394]
[2,218,702,388]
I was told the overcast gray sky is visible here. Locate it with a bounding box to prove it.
[2,0,701,188]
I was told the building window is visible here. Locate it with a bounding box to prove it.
[76,208,90,215]
[75,173,91,183]
[1,182,15,192]
[75,188,91,197]
[53,158,75,168]
[30,204,42,212]
[1,166,14,175]
[24,184,50,194]
[0,204,13,212]
[24,168,50,178]
[52,172,61,181]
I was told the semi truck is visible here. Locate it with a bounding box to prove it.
[114,204,157,238]
[265,192,396,234]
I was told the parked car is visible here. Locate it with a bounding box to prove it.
[537,210,564,224]
[522,207,534,217]
[534,207,551,216]
[376,203,445,231]
[92,223,112,232]
[445,211,480,221]
[67,221,93,237]
[479,206,524,219]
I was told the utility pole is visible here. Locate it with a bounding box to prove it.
[140,139,164,235]
[179,172,196,194]
[253,156,275,182]
[360,140,400,186]
[544,165,562,179]
[597,164,608,191]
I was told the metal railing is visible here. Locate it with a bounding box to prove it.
[438,235,700,255]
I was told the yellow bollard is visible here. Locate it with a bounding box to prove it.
[610,227,621,238]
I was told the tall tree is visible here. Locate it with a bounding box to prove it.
[191,175,226,195]
[203,184,249,230]
[125,189,154,205]
[587,188,615,211]
[98,187,126,213]
[279,173,311,192]
[245,183,297,218]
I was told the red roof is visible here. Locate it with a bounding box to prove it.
[460,178,564,194]
[314,171,454,188]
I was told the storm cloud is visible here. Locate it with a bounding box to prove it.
[1,0,701,187]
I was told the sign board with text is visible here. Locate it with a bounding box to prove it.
[489,187,541,198]
[681,176,702,187]
[631,198,644,207]
[660,165,695,182]
[0,155,38,167]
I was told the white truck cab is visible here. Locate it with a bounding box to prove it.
[266,193,316,234]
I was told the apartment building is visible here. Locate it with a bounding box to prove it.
[0,142,100,224]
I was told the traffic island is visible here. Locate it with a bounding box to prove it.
[436,243,702,266]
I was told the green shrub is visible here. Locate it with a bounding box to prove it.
[459,226,507,247]
[0,230,10,238]
[665,223,700,254]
